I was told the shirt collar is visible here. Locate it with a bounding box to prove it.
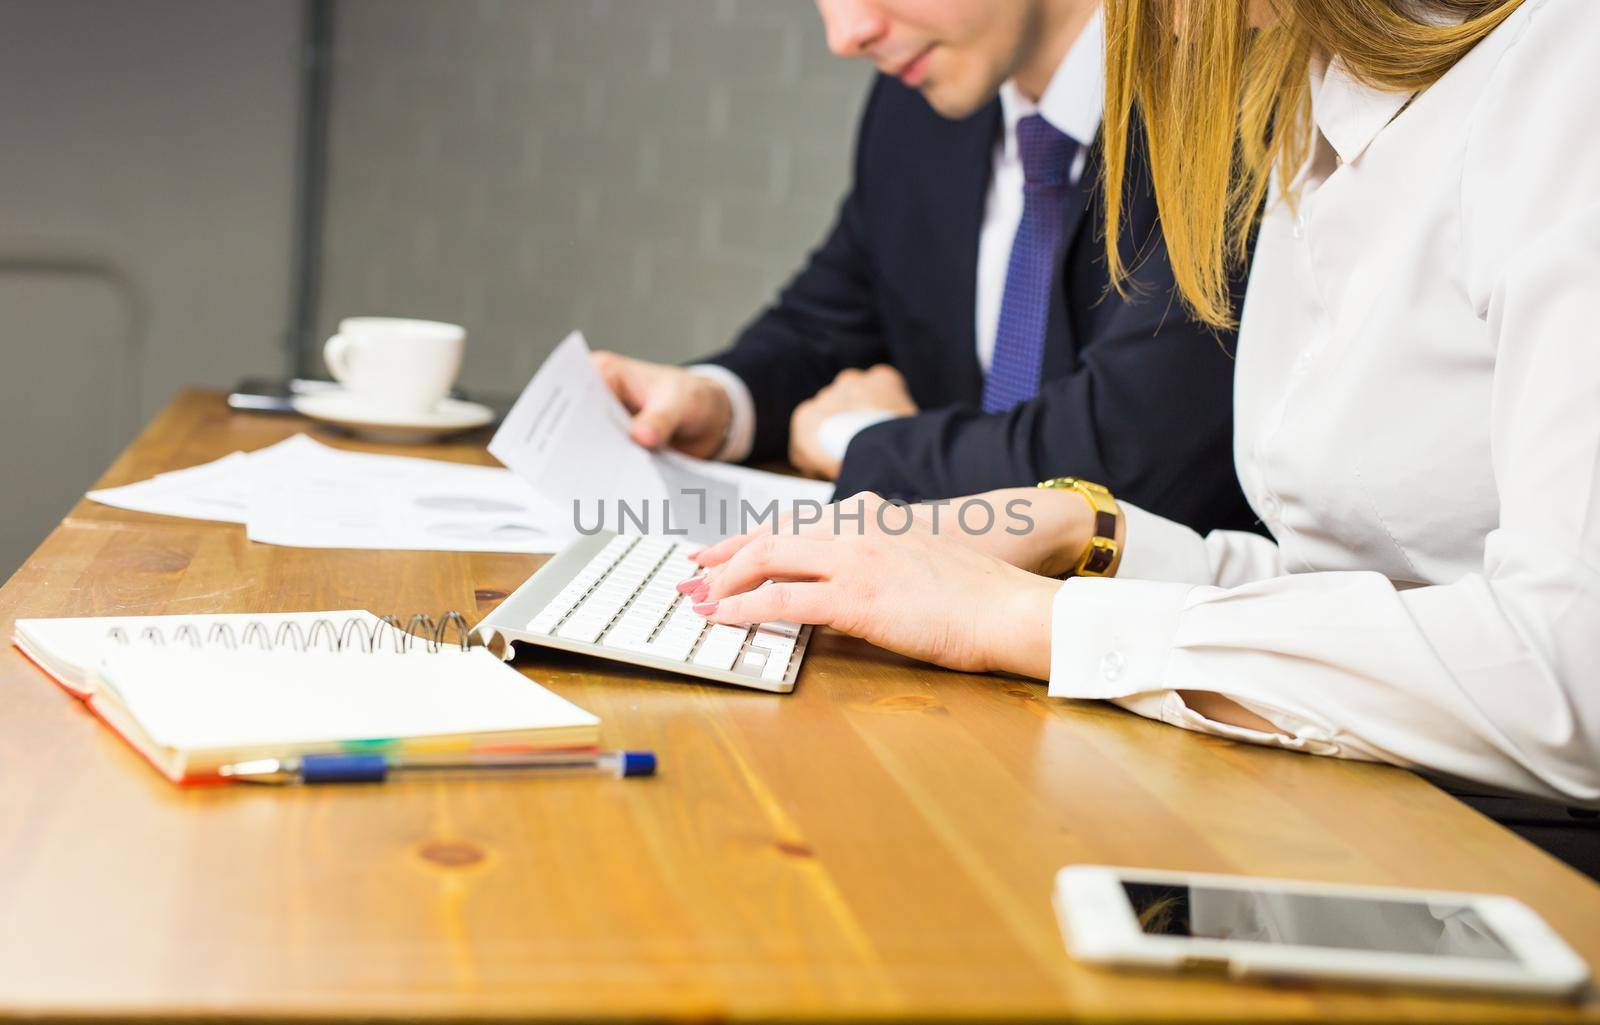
[1309,54,1415,165]
[998,5,1105,158]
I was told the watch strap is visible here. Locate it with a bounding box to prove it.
[1036,477,1122,577]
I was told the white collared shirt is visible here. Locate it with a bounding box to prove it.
[696,7,1107,463]
[1047,0,1600,806]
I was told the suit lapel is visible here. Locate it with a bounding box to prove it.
[940,101,1000,408]
[1040,132,1100,380]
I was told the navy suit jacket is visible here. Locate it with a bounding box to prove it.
[703,76,1254,534]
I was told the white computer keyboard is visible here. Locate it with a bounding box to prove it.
[477,532,811,693]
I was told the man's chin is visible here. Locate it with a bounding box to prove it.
[916,78,993,121]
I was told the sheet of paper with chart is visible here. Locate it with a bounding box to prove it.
[489,331,833,541]
[246,437,575,553]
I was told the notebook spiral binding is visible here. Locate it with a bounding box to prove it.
[104,612,476,655]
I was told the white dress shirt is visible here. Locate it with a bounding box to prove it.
[1048,0,1600,806]
[694,7,1106,464]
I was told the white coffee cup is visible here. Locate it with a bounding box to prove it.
[323,317,465,415]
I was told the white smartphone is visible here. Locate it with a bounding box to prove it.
[1053,865,1590,998]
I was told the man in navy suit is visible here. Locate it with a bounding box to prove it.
[592,0,1252,533]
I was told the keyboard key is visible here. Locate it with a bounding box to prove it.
[557,618,605,644]
[691,641,739,670]
[550,589,586,609]
[658,622,702,643]
[759,634,794,658]
[608,609,652,630]
[761,649,793,682]
[601,630,652,653]
[689,625,745,671]
[656,635,701,655]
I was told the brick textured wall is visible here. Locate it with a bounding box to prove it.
[318,0,873,391]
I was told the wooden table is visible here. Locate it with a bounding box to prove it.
[1,389,1596,1024]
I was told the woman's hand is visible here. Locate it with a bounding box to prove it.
[681,492,1067,677]
[695,487,1098,579]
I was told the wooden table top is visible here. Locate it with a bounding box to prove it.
[1,389,1596,1023]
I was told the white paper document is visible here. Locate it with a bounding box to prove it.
[246,438,573,553]
[88,451,256,524]
[87,435,573,553]
[489,331,833,541]
[87,436,359,525]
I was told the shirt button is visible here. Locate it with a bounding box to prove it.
[1260,494,1282,520]
[1292,213,1307,239]
[1099,651,1126,683]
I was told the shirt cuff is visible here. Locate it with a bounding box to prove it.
[686,364,755,463]
[816,410,899,462]
[1048,576,1191,699]
[1115,501,1214,585]
[1051,577,1342,757]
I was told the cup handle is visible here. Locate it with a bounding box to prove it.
[324,333,355,384]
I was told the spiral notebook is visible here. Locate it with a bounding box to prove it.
[12,611,600,785]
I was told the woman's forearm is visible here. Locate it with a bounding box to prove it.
[983,572,1062,679]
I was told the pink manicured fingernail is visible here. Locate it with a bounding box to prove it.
[692,601,718,616]
[675,577,702,595]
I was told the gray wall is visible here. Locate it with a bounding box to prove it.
[317,0,873,389]
[0,0,302,580]
[0,0,869,583]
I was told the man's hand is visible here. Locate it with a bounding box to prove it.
[590,352,733,459]
[789,364,918,480]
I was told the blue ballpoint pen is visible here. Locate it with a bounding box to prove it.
[216,749,657,784]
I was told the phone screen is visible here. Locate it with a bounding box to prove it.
[1122,882,1516,961]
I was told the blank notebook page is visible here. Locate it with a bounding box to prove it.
[96,649,599,750]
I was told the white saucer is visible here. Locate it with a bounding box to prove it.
[292,390,496,443]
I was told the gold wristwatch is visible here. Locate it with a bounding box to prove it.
[1036,477,1122,577]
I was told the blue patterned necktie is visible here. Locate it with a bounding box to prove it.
[981,114,1080,414]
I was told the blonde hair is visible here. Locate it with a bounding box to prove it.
[1102,0,1526,328]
